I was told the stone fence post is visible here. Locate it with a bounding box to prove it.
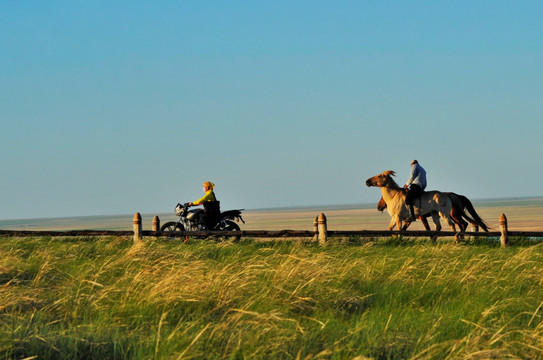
[318,213,327,245]
[133,212,142,243]
[152,215,160,232]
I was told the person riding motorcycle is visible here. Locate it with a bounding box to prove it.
[188,181,220,229]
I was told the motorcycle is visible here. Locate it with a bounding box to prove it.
[160,202,245,239]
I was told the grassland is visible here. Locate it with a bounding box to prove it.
[1,235,542,359]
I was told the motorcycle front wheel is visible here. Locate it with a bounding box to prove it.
[160,222,185,239]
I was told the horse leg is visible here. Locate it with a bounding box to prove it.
[450,206,467,243]
[438,211,455,231]
[430,212,441,242]
[389,216,402,239]
[388,218,397,231]
[396,216,403,231]
[420,216,431,231]
[441,212,462,243]
[403,214,431,230]
[450,206,467,232]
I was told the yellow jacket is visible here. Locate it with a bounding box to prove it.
[192,190,217,205]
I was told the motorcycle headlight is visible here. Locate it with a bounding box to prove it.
[175,204,184,216]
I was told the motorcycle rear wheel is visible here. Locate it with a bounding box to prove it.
[221,220,241,241]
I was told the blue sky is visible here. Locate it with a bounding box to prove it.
[1,1,542,220]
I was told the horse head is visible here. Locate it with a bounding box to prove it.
[365,170,398,188]
[377,196,387,211]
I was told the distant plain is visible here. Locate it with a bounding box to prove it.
[1,197,542,232]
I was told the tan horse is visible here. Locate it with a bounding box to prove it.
[366,170,457,233]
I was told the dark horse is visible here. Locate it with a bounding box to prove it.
[377,192,489,232]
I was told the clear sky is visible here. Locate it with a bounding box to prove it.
[1,1,542,220]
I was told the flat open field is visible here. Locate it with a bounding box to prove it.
[1,197,542,232]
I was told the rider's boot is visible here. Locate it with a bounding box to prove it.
[406,205,417,222]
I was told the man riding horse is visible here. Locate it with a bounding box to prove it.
[404,160,427,222]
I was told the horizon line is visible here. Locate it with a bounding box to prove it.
[1,195,543,223]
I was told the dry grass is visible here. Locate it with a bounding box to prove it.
[1,236,542,359]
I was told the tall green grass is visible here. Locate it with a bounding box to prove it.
[1,235,542,359]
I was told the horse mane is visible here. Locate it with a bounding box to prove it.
[383,170,395,177]
[382,170,402,190]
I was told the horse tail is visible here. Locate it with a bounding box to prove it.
[461,212,476,224]
[459,195,490,232]
[446,192,474,222]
